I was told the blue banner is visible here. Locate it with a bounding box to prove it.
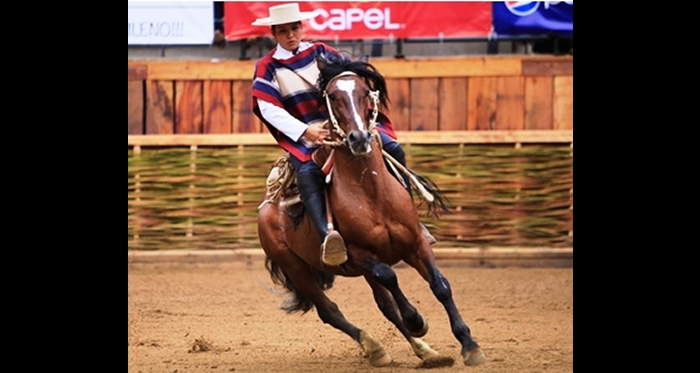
[493,1,573,36]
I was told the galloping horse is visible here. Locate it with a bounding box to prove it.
[256,53,485,367]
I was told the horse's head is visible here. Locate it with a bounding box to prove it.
[317,54,390,156]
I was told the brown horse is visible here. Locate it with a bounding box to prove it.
[256,53,485,367]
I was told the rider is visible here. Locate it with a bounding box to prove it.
[251,3,435,266]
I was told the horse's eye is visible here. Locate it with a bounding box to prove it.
[328,94,337,101]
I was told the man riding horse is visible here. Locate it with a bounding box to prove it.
[251,2,436,266]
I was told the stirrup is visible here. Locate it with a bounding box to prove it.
[421,223,437,245]
[322,231,347,266]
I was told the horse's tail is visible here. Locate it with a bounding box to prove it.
[264,256,335,314]
[408,170,451,219]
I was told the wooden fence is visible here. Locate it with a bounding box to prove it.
[128,131,573,257]
[128,55,573,135]
[128,55,573,261]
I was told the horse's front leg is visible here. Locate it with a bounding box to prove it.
[365,257,428,336]
[407,254,486,366]
[364,257,455,367]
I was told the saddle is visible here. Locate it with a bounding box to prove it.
[258,146,334,210]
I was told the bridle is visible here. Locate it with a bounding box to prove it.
[318,70,436,202]
[321,71,381,148]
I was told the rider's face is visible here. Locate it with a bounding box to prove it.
[272,22,302,52]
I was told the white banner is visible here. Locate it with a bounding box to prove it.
[128,1,214,45]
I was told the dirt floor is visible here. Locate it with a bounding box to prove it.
[128,257,573,373]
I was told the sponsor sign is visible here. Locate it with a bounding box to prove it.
[128,1,214,45]
[493,1,573,36]
[224,1,492,41]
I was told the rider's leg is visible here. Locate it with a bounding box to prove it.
[291,156,347,266]
[380,133,411,190]
[379,132,437,245]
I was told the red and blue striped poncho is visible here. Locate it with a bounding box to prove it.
[251,42,396,162]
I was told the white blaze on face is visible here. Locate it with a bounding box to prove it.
[335,79,366,131]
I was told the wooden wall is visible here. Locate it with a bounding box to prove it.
[128,56,573,135]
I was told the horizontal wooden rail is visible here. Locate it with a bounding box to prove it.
[396,130,573,145]
[128,130,573,147]
[128,55,572,81]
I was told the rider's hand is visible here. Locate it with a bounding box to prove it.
[303,123,330,145]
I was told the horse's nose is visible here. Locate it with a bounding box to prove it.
[348,130,369,144]
[347,130,372,155]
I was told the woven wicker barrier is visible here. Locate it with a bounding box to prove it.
[128,144,572,251]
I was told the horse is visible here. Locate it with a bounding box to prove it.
[256,53,486,368]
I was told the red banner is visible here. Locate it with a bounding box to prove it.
[224,1,492,41]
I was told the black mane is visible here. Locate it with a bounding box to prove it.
[316,53,390,112]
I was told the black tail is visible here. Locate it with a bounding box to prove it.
[407,170,451,218]
[264,257,336,314]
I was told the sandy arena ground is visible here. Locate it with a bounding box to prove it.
[128,257,572,373]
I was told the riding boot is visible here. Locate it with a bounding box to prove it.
[383,141,437,245]
[296,170,348,265]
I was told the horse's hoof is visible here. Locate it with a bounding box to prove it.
[360,330,392,367]
[463,348,486,366]
[409,337,439,360]
[368,349,393,367]
[321,231,347,266]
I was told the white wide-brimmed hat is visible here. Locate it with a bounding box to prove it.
[251,3,316,26]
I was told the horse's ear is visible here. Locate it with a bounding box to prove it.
[359,54,370,63]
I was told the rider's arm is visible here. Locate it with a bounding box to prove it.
[257,98,308,142]
[257,98,328,145]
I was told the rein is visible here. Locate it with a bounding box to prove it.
[321,71,380,147]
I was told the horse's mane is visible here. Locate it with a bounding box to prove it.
[316,53,390,112]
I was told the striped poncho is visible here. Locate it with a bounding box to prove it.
[252,42,396,162]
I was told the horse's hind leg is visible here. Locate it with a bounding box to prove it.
[267,251,392,366]
[406,254,486,366]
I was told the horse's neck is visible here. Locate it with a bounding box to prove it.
[332,143,393,193]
